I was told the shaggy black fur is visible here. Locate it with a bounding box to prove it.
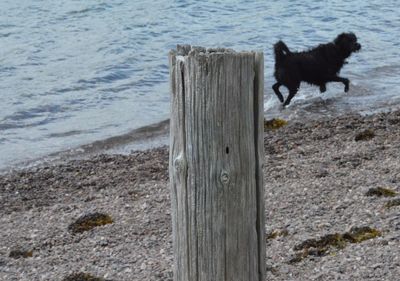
[272,32,361,106]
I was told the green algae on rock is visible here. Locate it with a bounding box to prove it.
[355,129,375,141]
[289,233,346,263]
[289,226,381,263]
[343,226,382,243]
[365,187,397,197]
[266,229,289,240]
[62,272,105,281]
[293,233,347,252]
[264,118,288,131]
[68,212,113,234]
[9,249,33,259]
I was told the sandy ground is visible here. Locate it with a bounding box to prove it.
[1,110,400,281]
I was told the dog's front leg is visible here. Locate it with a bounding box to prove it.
[340,77,350,92]
[343,78,350,92]
[329,76,350,92]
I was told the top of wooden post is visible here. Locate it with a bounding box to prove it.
[171,44,258,58]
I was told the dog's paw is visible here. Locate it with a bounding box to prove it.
[319,85,327,93]
[344,79,350,92]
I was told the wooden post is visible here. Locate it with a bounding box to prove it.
[169,45,265,281]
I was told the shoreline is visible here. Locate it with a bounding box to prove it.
[2,101,397,174]
[0,119,170,175]
[1,110,400,280]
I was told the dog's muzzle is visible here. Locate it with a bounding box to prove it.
[354,43,361,52]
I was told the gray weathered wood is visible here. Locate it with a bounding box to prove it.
[169,45,265,281]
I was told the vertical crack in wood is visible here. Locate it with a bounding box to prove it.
[169,51,180,281]
[180,59,191,280]
[193,54,199,281]
[253,52,265,281]
[253,60,260,280]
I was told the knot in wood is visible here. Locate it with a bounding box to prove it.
[173,154,186,174]
[220,170,230,185]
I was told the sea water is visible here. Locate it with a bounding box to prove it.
[1,0,399,169]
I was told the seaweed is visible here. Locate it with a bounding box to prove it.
[68,212,113,234]
[264,118,288,131]
[289,226,381,263]
[266,229,289,240]
[385,198,400,208]
[289,233,346,263]
[62,272,105,281]
[288,251,308,264]
[365,187,397,197]
[342,226,381,243]
[266,264,279,276]
[9,249,33,259]
[355,129,375,141]
[293,233,346,251]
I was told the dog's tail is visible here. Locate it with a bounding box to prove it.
[274,40,291,64]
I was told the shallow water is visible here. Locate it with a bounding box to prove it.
[1,0,400,169]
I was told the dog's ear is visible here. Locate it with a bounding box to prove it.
[334,33,347,45]
[335,32,357,45]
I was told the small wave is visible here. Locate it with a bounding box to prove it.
[0,66,17,73]
[47,130,85,138]
[3,104,67,122]
[0,32,12,38]
[322,16,337,22]
[77,71,130,85]
[0,104,71,131]
[56,85,95,94]
[0,24,16,28]
[0,116,60,130]
[66,5,109,16]
[73,119,170,155]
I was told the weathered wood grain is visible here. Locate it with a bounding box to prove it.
[169,45,265,281]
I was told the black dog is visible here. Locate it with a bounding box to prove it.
[272,32,361,106]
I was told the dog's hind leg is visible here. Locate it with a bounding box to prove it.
[272,82,284,103]
[283,88,298,107]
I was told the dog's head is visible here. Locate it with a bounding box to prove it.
[334,32,361,57]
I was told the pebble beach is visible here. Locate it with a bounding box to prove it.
[1,110,400,281]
